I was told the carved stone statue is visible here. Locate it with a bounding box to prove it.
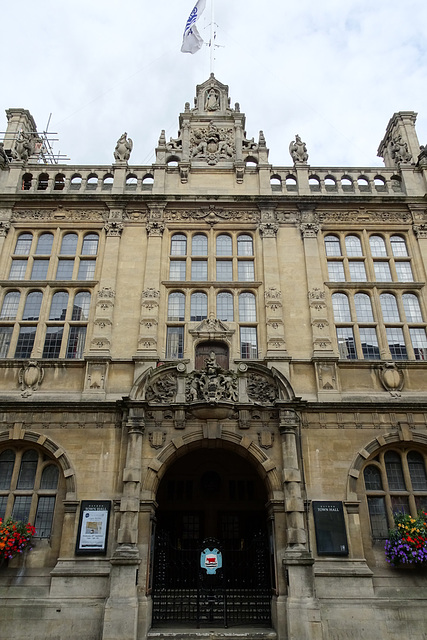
[0,143,9,169]
[390,134,412,165]
[114,132,133,162]
[13,131,36,162]
[185,355,238,403]
[417,145,427,167]
[205,88,220,111]
[289,134,308,163]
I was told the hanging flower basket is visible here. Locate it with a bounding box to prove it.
[385,511,427,567]
[0,517,36,563]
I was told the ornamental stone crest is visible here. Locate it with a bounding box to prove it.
[114,132,133,163]
[18,360,44,397]
[378,362,405,394]
[186,352,238,403]
[190,121,235,165]
[289,134,309,164]
[247,373,278,404]
[145,373,177,403]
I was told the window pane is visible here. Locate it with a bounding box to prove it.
[374,261,392,281]
[238,261,254,281]
[168,292,185,321]
[72,292,91,320]
[354,293,374,321]
[166,326,184,358]
[386,327,407,360]
[324,235,341,257]
[336,327,357,359]
[380,294,400,322]
[360,328,380,359]
[77,260,96,280]
[217,292,233,321]
[1,291,20,320]
[0,327,13,357]
[23,292,43,320]
[34,496,56,538]
[332,293,351,322]
[409,328,427,361]
[40,465,59,489]
[35,233,53,255]
[345,235,363,256]
[216,234,232,256]
[191,260,208,281]
[395,262,413,282]
[385,452,406,490]
[12,495,32,522]
[190,292,207,321]
[31,259,49,280]
[169,260,186,281]
[43,326,64,358]
[402,294,423,322]
[391,496,410,515]
[49,292,68,320]
[415,496,427,512]
[407,452,427,491]
[56,259,74,280]
[364,465,383,491]
[240,327,258,358]
[14,233,33,255]
[0,449,15,490]
[216,260,232,281]
[0,496,7,519]
[15,326,36,358]
[349,261,367,281]
[367,497,388,537]
[192,234,208,256]
[17,450,38,489]
[171,234,187,256]
[327,262,345,282]
[239,292,256,322]
[390,235,408,257]
[60,233,78,254]
[237,234,253,256]
[369,235,387,257]
[66,326,86,358]
[82,234,98,256]
[9,259,27,280]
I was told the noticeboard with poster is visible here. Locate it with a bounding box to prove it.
[312,501,349,556]
[75,500,111,555]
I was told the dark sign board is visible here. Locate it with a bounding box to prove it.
[75,500,111,555]
[312,501,348,556]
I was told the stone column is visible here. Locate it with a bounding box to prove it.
[102,412,144,640]
[0,216,11,264]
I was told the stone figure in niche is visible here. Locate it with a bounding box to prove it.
[0,143,10,169]
[417,145,427,167]
[185,353,238,403]
[289,134,308,163]
[390,134,412,164]
[205,88,220,111]
[13,131,36,162]
[114,132,133,162]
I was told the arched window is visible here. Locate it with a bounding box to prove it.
[0,446,60,537]
[192,234,208,256]
[237,234,253,256]
[345,235,363,257]
[72,292,91,321]
[216,234,232,256]
[0,291,20,320]
[60,233,78,255]
[239,292,256,322]
[54,174,65,191]
[390,235,408,257]
[49,292,69,321]
[14,233,33,255]
[369,235,387,257]
[82,233,98,256]
[217,292,233,321]
[332,293,351,322]
[190,292,207,322]
[35,233,54,255]
[402,294,423,322]
[363,448,427,538]
[171,234,187,256]
[380,293,400,322]
[37,173,49,191]
[23,291,43,321]
[324,235,341,257]
[168,292,185,321]
[354,293,374,322]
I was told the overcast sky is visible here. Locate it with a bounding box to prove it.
[1,0,427,169]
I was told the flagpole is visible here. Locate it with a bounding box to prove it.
[210,0,215,75]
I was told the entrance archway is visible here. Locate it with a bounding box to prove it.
[152,447,273,627]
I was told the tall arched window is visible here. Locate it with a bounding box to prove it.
[237,234,253,256]
[332,293,351,322]
[192,234,208,256]
[216,234,232,256]
[345,235,363,256]
[168,292,185,321]
[369,235,387,257]
[239,292,256,322]
[354,293,374,322]
[23,291,43,321]
[14,233,33,255]
[390,235,408,257]
[217,292,233,321]
[380,293,400,322]
[190,292,207,321]
[171,234,187,256]
[82,233,99,256]
[49,292,69,321]
[0,291,20,320]
[324,235,341,257]
[35,233,54,255]
[72,292,91,321]
[402,294,423,322]
[60,233,78,255]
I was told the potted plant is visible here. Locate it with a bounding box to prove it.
[385,511,427,567]
[0,517,36,565]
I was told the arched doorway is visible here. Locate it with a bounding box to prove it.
[151,447,273,627]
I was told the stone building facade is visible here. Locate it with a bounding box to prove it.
[1,75,427,640]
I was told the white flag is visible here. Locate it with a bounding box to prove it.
[181,0,206,54]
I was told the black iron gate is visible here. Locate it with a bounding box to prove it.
[152,531,272,627]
